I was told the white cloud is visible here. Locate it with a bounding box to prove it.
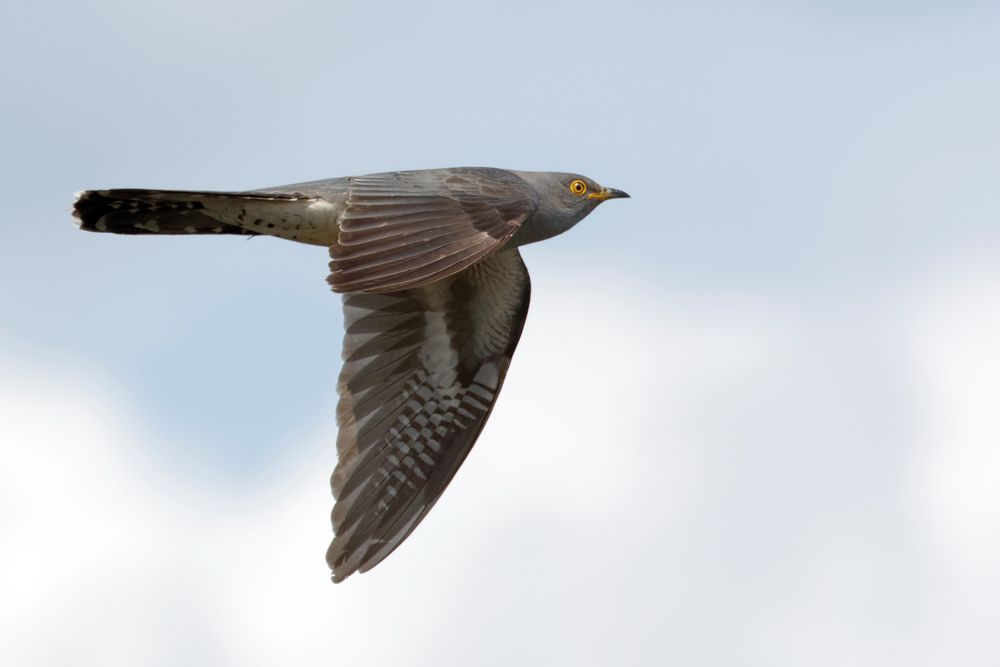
[900,257,1000,639]
[0,268,790,666]
[4,260,1000,666]
[737,254,1000,667]
[904,263,1000,542]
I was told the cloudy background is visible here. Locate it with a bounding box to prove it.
[2,1,1000,664]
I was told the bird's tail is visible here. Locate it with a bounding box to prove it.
[72,188,316,237]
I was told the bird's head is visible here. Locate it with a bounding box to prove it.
[510,170,630,246]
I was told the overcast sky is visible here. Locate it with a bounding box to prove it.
[2,1,1000,665]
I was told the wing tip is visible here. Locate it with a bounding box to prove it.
[327,538,364,584]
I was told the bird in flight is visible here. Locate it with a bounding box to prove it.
[73,167,629,582]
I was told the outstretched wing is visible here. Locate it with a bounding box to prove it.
[328,248,531,582]
[327,168,538,294]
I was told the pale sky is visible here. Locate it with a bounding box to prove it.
[2,1,1000,665]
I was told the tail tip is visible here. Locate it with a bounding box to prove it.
[72,190,108,232]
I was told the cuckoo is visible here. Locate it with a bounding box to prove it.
[73,167,629,582]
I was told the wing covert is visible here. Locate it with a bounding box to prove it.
[327,168,538,293]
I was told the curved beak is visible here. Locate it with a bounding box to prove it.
[588,187,630,202]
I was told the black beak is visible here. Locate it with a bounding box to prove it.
[605,188,630,200]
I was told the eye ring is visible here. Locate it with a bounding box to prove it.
[569,179,588,196]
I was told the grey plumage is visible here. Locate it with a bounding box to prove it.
[329,248,530,580]
[327,169,538,293]
[72,166,629,583]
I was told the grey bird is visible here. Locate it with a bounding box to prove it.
[73,167,629,582]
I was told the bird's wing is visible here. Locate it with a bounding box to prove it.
[327,168,538,293]
[328,247,531,582]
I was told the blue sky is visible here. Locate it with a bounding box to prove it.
[2,1,1000,665]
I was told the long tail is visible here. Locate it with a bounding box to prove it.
[72,189,312,236]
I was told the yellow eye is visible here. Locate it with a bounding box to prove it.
[569,179,588,196]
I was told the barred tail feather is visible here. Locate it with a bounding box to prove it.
[72,188,321,238]
[74,189,249,235]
